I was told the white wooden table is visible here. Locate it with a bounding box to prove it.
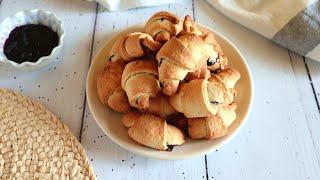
[1,0,320,179]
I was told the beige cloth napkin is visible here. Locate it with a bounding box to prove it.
[206,0,320,62]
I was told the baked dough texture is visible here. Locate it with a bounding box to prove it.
[96,60,131,113]
[145,11,183,43]
[156,33,217,95]
[188,103,237,140]
[146,94,177,117]
[96,11,242,150]
[169,79,234,118]
[126,113,185,150]
[122,111,142,128]
[121,60,161,109]
[109,32,161,62]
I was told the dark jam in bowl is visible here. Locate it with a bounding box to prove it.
[3,24,59,64]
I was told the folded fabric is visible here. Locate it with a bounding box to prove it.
[206,0,320,62]
[88,0,182,11]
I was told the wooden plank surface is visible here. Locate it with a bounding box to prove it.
[305,58,320,160]
[194,0,320,179]
[1,0,320,179]
[80,1,207,179]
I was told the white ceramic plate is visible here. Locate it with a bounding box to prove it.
[86,24,253,160]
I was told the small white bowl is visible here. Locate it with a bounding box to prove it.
[86,24,254,160]
[0,9,65,71]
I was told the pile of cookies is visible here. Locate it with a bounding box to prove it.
[96,11,240,151]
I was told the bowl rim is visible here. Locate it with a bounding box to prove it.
[0,9,65,68]
[86,23,254,160]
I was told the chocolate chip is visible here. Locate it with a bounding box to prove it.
[183,126,189,136]
[166,145,174,151]
[159,82,164,88]
[158,58,164,67]
[108,54,115,61]
[207,55,220,66]
[210,101,219,105]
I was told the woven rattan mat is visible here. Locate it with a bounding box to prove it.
[0,88,95,179]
